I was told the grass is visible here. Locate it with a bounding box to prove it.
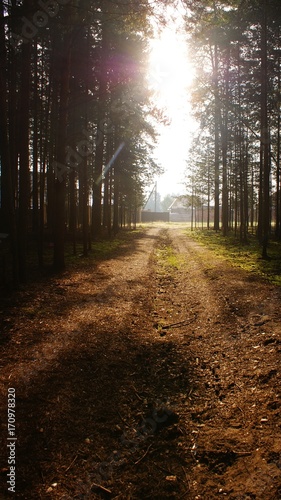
[72,228,146,262]
[186,228,281,286]
[1,226,147,289]
[23,228,146,278]
[152,228,184,275]
[155,244,184,272]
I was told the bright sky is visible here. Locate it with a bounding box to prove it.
[147,5,196,198]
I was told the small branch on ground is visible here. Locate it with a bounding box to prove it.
[91,482,112,495]
[134,444,153,465]
[161,316,197,330]
[64,455,78,473]
[131,384,143,401]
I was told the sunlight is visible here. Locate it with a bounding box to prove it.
[148,28,194,117]
[147,23,196,197]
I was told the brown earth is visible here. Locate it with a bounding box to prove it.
[0,224,281,499]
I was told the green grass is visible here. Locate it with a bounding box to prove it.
[25,228,146,276]
[155,245,184,271]
[186,228,281,286]
[74,228,145,262]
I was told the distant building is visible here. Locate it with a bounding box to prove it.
[168,196,192,222]
[168,196,214,224]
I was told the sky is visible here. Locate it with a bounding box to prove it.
[147,5,197,198]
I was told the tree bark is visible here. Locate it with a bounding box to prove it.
[213,40,220,231]
[260,3,270,258]
[0,0,19,283]
[53,34,71,272]
[220,47,230,236]
[18,4,31,282]
[32,43,39,235]
[92,25,107,238]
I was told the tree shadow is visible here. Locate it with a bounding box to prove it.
[0,229,157,358]
[3,320,195,499]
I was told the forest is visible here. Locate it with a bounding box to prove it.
[1,2,281,498]
[1,0,281,285]
[0,0,162,283]
[186,0,281,256]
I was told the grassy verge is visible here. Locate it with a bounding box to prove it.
[186,229,281,286]
[25,228,146,276]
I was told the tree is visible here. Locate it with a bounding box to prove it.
[185,0,281,256]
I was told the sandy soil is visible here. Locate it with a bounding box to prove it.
[0,224,281,499]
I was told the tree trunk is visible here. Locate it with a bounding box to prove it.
[82,159,89,256]
[18,10,31,283]
[260,4,270,259]
[0,0,19,283]
[113,165,119,235]
[69,170,77,255]
[32,43,39,235]
[220,47,230,236]
[92,26,107,238]
[38,48,51,268]
[53,34,71,272]
[275,48,281,238]
[214,41,220,231]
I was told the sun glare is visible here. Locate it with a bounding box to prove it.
[147,24,196,196]
[148,28,194,117]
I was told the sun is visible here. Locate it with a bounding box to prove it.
[146,13,197,197]
[148,27,194,116]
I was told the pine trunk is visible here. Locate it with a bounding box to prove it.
[53,35,71,272]
[18,14,31,283]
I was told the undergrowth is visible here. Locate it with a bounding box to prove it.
[186,229,281,286]
[2,228,146,287]
[1,226,149,292]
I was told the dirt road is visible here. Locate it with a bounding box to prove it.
[1,224,281,499]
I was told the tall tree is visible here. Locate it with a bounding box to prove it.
[53,32,72,271]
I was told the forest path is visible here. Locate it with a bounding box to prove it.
[0,224,281,499]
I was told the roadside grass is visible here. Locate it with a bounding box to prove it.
[72,229,145,263]
[186,229,281,286]
[2,226,147,290]
[25,228,146,276]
